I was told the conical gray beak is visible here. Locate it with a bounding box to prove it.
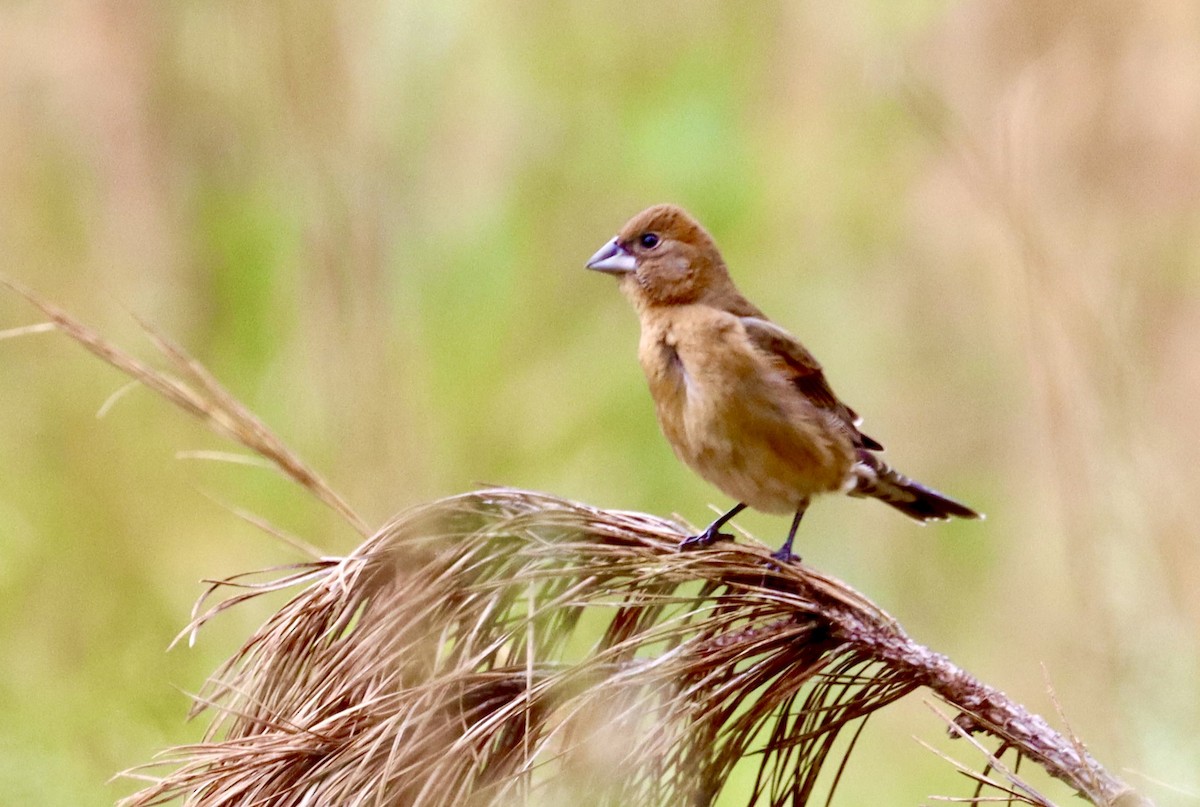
[585,237,636,274]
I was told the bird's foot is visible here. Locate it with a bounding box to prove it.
[678,527,735,551]
[769,547,801,565]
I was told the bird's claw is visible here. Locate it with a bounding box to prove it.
[769,547,800,565]
[678,529,735,551]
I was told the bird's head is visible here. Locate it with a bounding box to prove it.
[585,204,735,308]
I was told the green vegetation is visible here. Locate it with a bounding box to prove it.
[1,1,1197,803]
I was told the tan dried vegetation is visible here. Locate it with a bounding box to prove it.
[0,278,1153,807]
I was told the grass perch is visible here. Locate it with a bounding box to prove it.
[117,488,1149,807]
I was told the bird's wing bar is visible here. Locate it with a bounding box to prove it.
[740,316,884,451]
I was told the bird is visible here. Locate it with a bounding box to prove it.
[585,203,981,563]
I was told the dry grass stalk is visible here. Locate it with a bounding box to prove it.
[0,276,369,538]
[115,489,1149,807]
[2,280,1151,805]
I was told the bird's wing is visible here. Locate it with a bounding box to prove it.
[740,316,884,451]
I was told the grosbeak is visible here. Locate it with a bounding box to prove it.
[586,204,980,562]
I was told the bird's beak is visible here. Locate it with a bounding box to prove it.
[585,237,636,274]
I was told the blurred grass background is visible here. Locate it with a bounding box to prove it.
[1,0,1198,804]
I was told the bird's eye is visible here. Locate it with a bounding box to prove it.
[639,233,660,249]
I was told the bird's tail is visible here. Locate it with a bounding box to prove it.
[850,453,982,523]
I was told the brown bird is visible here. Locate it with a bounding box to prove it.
[586,203,981,562]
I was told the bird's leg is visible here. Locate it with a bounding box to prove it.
[679,503,747,551]
[770,504,808,564]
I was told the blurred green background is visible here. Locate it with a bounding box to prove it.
[2,0,1198,804]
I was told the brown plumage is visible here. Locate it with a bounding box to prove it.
[586,203,980,561]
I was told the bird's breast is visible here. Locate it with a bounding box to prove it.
[637,313,853,511]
